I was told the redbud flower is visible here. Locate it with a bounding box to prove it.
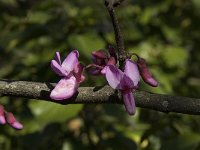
[5,112,23,130]
[50,50,85,100]
[137,58,158,87]
[105,59,140,115]
[0,105,6,124]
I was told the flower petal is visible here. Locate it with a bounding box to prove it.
[51,60,68,77]
[100,66,107,75]
[50,76,78,100]
[122,90,136,115]
[145,78,158,87]
[124,59,140,86]
[6,112,23,130]
[11,121,23,130]
[0,116,6,125]
[120,74,135,89]
[55,52,61,65]
[79,75,85,83]
[62,50,79,72]
[0,105,5,124]
[105,65,124,89]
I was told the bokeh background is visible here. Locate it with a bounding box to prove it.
[0,0,200,149]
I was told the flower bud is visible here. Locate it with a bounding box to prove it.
[137,58,158,87]
[0,105,6,124]
[92,50,108,59]
[92,50,108,66]
[108,45,117,61]
[5,112,23,130]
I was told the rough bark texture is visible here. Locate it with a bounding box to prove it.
[0,79,200,115]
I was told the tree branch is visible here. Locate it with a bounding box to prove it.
[105,0,126,68]
[0,79,200,115]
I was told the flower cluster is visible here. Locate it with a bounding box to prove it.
[87,47,157,115]
[0,105,23,130]
[50,47,157,115]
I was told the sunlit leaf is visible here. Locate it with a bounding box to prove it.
[162,46,188,67]
[29,101,83,127]
[68,33,105,59]
[27,12,52,24]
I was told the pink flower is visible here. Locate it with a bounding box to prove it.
[50,50,85,100]
[105,59,140,115]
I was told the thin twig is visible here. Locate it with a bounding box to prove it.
[0,79,200,115]
[105,0,126,68]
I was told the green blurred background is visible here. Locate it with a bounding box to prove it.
[0,0,200,149]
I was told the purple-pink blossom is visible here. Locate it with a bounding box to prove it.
[104,59,140,115]
[50,50,85,100]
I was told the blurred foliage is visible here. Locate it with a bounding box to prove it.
[0,0,200,149]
